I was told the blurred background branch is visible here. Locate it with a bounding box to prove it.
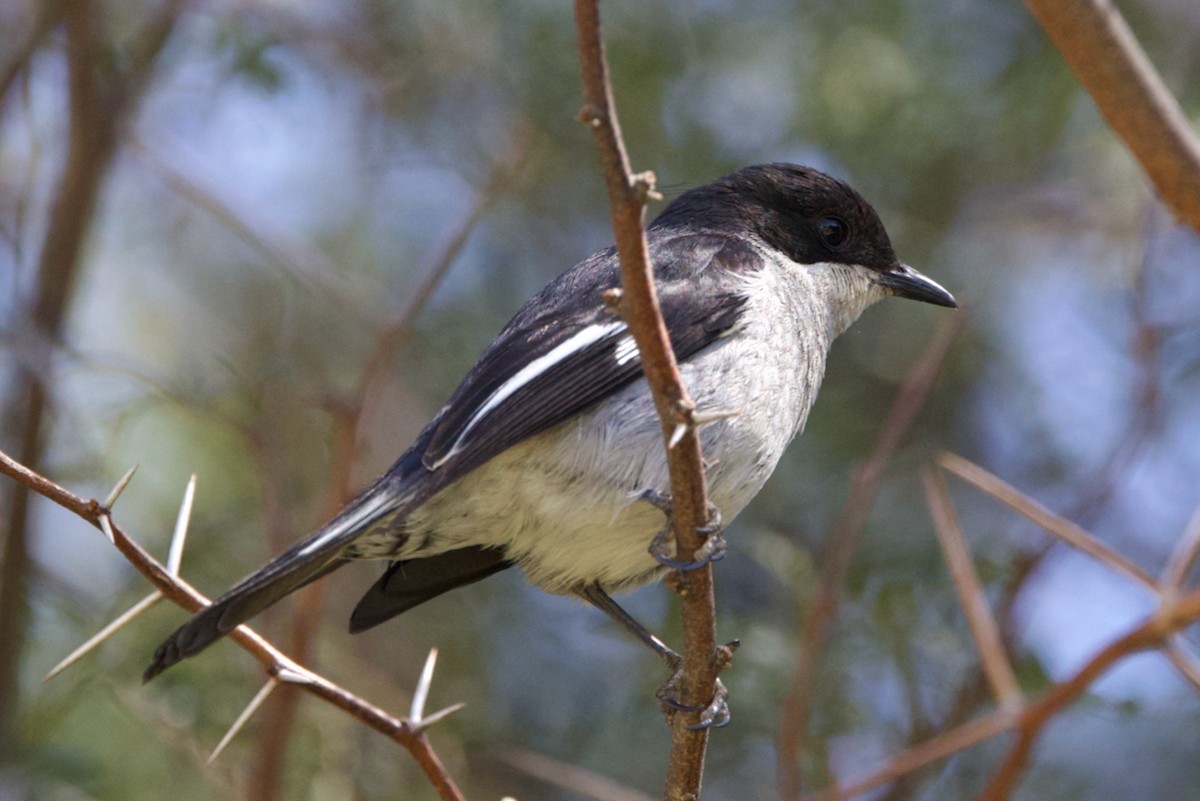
[0,0,183,757]
[1027,0,1200,232]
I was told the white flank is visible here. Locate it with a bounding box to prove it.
[429,321,626,469]
[613,335,639,365]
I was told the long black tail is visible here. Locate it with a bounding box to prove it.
[143,478,408,682]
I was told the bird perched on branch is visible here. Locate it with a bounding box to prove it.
[145,163,955,724]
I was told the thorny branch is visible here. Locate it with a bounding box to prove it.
[572,1,723,797]
[0,449,466,801]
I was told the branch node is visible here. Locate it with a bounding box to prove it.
[716,639,740,671]
[577,104,605,128]
[631,170,662,203]
[602,287,625,315]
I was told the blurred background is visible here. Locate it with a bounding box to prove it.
[2,1,1200,799]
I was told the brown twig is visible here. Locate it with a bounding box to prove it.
[572,2,721,796]
[974,590,1200,801]
[937,452,1156,590]
[495,747,657,801]
[0,448,466,801]
[804,710,1018,801]
[922,468,1022,710]
[777,311,966,800]
[1025,0,1200,232]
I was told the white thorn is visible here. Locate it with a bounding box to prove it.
[413,702,466,734]
[167,475,197,576]
[668,423,688,450]
[693,408,740,426]
[44,591,163,682]
[104,464,139,508]
[99,515,116,545]
[209,678,279,763]
[411,648,439,722]
[275,665,317,686]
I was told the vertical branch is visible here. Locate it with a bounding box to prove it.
[0,0,109,756]
[0,0,183,760]
[572,1,721,796]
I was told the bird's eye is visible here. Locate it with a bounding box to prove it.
[817,216,848,249]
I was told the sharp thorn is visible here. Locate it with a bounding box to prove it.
[44,591,163,682]
[668,423,688,449]
[411,648,439,722]
[209,678,279,763]
[104,464,139,508]
[692,408,740,426]
[412,702,466,734]
[167,475,197,576]
[275,665,317,686]
[99,515,116,545]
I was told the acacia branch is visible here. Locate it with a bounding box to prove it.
[572,2,722,796]
[0,449,466,801]
[1026,0,1200,232]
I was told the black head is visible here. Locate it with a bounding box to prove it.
[651,163,956,307]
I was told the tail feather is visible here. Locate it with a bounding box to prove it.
[143,550,344,682]
[349,546,513,634]
[143,478,409,682]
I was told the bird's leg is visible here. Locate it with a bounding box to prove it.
[579,584,731,729]
[638,489,727,571]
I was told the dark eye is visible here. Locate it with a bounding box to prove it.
[817,216,849,249]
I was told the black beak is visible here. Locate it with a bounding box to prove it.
[875,263,957,308]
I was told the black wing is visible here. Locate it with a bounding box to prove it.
[347,233,764,631]
[419,232,763,480]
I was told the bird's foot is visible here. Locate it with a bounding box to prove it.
[638,490,725,571]
[646,510,726,573]
[654,639,738,729]
[657,673,732,730]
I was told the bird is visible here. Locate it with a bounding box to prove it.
[144,163,955,723]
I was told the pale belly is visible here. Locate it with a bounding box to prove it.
[396,334,821,593]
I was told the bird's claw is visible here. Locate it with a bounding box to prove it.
[656,673,731,730]
[649,520,726,571]
[639,491,725,571]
